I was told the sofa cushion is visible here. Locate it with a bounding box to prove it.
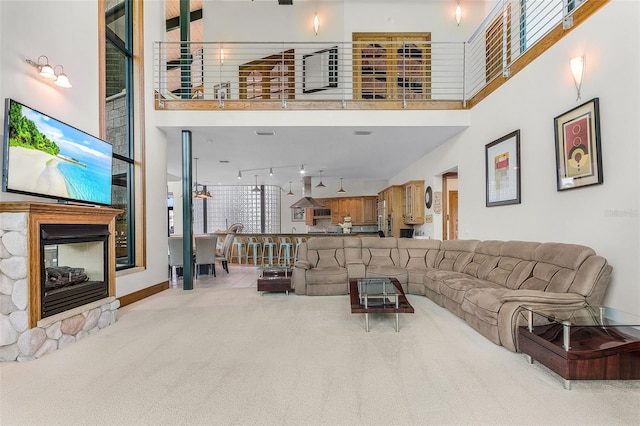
[434,240,480,272]
[461,287,510,326]
[461,240,503,279]
[306,267,348,285]
[440,276,502,305]
[366,265,408,284]
[398,239,441,269]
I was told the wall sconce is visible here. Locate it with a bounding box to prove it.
[455,2,462,26]
[313,13,319,35]
[25,55,72,88]
[570,56,584,100]
[53,65,72,88]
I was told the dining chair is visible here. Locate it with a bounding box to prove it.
[194,235,218,278]
[214,233,235,275]
[168,236,184,280]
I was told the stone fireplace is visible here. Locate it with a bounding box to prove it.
[0,202,121,362]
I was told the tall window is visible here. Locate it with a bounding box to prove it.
[103,0,135,269]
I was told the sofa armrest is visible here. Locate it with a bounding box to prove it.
[294,260,312,270]
[500,290,586,305]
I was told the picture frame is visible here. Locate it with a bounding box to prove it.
[302,46,338,93]
[214,81,230,100]
[553,98,602,191]
[291,207,306,222]
[485,130,521,207]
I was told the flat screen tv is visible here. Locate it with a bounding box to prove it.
[2,98,113,206]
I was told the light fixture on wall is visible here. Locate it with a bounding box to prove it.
[337,178,346,193]
[193,158,212,199]
[316,170,326,188]
[570,56,584,101]
[313,13,320,35]
[455,1,462,26]
[287,181,294,196]
[53,65,72,88]
[25,55,72,88]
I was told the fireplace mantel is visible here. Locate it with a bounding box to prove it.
[0,202,121,329]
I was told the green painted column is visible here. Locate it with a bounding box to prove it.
[180,0,191,99]
[182,130,194,290]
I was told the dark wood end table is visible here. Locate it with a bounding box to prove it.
[518,305,640,389]
[257,266,293,295]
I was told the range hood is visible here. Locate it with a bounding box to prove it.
[290,176,325,209]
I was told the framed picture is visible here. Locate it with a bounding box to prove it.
[291,207,306,222]
[214,81,230,100]
[302,46,338,93]
[553,98,602,191]
[485,130,521,207]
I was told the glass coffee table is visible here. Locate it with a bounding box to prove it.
[349,278,414,332]
[257,266,293,295]
[518,305,640,389]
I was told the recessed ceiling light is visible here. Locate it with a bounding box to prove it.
[255,130,276,136]
[354,130,372,136]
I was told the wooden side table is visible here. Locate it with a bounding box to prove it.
[257,266,293,295]
[518,305,640,389]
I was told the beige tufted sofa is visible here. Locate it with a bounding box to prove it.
[292,237,612,352]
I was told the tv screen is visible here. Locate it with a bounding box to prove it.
[2,98,113,206]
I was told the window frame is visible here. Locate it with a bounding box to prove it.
[99,0,146,271]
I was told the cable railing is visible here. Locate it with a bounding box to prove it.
[153,0,588,110]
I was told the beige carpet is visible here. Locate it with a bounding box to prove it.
[1,285,639,425]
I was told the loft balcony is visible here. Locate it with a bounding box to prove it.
[153,0,601,112]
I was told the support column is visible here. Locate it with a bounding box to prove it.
[182,130,194,290]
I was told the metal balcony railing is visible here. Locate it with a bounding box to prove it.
[153,0,588,110]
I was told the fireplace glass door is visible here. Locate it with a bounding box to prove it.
[40,224,110,318]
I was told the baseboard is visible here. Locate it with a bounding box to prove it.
[118,281,170,307]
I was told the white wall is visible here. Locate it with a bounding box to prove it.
[0,0,171,299]
[391,1,640,315]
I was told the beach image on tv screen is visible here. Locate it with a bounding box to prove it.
[6,101,112,205]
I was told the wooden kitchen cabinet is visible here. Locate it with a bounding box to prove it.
[402,180,425,225]
[361,196,378,224]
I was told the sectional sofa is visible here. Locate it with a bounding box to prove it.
[292,237,612,352]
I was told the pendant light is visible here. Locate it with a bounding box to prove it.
[251,175,261,192]
[287,181,294,196]
[316,170,326,188]
[193,158,212,199]
[337,178,346,193]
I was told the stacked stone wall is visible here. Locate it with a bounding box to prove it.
[0,212,119,362]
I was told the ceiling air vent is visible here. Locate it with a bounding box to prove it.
[278,0,293,5]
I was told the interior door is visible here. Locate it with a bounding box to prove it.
[448,191,458,240]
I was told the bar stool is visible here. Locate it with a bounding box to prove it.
[278,236,294,267]
[245,236,262,265]
[262,236,277,266]
[294,236,307,261]
[232,236,246,265]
